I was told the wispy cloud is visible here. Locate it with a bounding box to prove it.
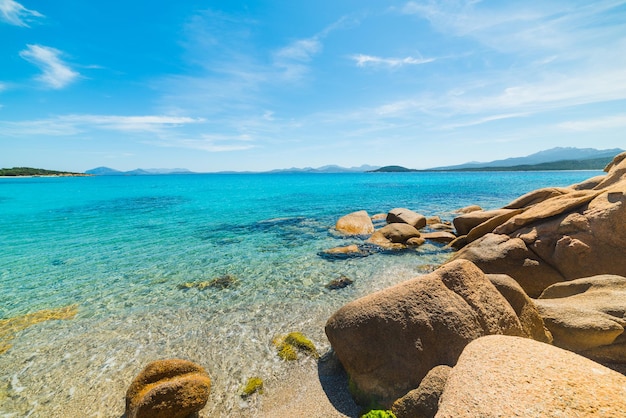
[352,54,435,68]
[273,38,322,81]
[175,134,256,152]
[0,0,43,27]
[0,114,205,136]
[557,114,626,131]
[401,0,626,54]
[19,45,80,89]
[63,115,205,132]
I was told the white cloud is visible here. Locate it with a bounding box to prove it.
[557,114,626,131]
[273,38,322,81]
[352,54,435,68]
[19,45,80,89]
[275,39,321,62]
[0,0,43,27]
[0,114,205,136]
[61,115,205,132]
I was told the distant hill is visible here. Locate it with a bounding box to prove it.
[369,165,418,173]
[446,156,616,172]
[0,167,88,176]
[430,147,623,171]
[86,167,194,175]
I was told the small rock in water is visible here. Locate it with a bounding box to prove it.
[177,274,239,290]
[326,275,354,290]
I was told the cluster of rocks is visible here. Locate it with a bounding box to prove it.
[325,151,626,417]
[322,208,456,259]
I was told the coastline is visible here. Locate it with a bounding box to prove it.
[0,174,92,178]
[0,168,617,417]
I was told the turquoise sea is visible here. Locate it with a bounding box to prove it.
[0,171,601,417]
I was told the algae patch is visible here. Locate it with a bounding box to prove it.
[272,332,319,361]
[0,304,78,355]
[240,377,264,398]
[361,410,396,418]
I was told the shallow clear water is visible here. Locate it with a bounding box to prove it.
[0,171,601,417]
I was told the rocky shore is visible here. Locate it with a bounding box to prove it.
[116,151,626,417]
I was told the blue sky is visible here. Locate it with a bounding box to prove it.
[1,0,625,172]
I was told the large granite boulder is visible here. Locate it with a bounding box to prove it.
[452,208,520,236]
[451,151,626,297]
[451,233,564,298]
[420,231,456,244]
[387,208,427,229]
[502,187,570,209]
[125,359,212,418]
[493,189,602,235]
[487,274,552,343]
[366,223,422,249]
[464,208,523,244]
[335,210,374,235]
[436,335,626,417]
[535,274,626,362]
[392,365,451,418]
[325,260,524,406]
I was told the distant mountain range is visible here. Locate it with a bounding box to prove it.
[429,147,623,171]
[265,164,380,174]
[372,147,623,172]
[86,147,623,175]
[85,167,195,176]
[86,164,380,175]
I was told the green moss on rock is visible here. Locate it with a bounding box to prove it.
[361,410,396,418]
[241,377,264,398]
[272,331,319,361]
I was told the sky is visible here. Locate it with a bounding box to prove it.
[1,0,625,172]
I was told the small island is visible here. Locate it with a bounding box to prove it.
[0,167,91,177]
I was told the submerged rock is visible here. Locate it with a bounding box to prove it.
[125,358,211,418]
[318,244,379,260]
[325,275,354,290]
[178,274,239,290]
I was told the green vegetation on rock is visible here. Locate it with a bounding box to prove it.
[360,410,397,418]
[241,377,264,398]
[272,331,319,361]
